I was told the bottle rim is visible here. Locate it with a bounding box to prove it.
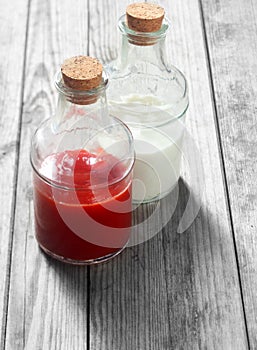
[118,14,170,42]
[54,69,109,101]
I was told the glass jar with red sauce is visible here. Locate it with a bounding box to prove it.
[30,56,134,265]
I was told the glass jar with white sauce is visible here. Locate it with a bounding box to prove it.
[106,3,189,203]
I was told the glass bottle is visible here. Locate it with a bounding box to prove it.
[106,3,189,203]
[31,56,134,265]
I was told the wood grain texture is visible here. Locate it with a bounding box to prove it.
[2,0,254,349]
[88,0,248,349]
[0,0,29,348]
[200,0,257,347]
[4,0,89,349]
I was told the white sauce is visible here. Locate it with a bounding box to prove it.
[109,94,186,203]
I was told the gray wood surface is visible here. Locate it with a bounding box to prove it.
[0,0,255,349]
[88,1,247,349]
[4,1,89,349]
[201,0,257,348]
[0,1,29,348]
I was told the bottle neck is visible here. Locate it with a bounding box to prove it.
[119,35,167,68]
[117,15,169,69]
[53,72,109,131]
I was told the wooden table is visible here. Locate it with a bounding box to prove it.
[0,0,256,349]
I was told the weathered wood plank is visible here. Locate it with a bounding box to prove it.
[88,0,248,349]
[0,0,30,348]
[4,0,89,349]
[200,0,257,347]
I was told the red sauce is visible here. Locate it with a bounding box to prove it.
[33,149,132,262]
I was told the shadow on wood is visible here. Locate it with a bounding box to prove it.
[40,178,244,349]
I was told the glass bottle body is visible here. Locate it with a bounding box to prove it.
[107,16,189,203]
[31,72,134,264]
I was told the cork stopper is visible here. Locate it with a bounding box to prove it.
[126,3,165,33]
[61,56,103,91]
